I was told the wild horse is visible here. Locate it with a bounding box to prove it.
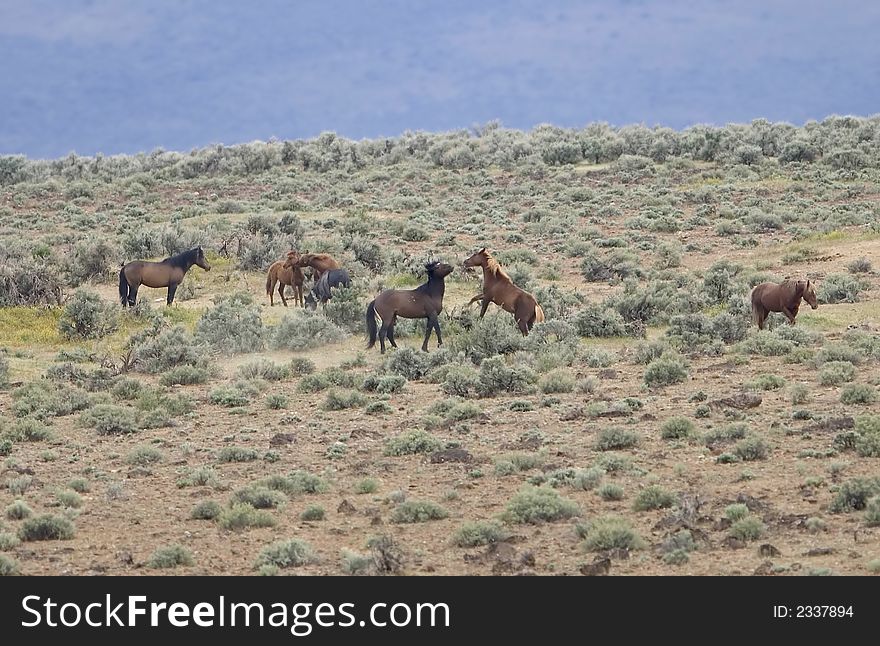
[750,279,818,330]
[266,252,305,307]
[365,261,453,353]
[463,248,544,335]
[305,268,351,310]
[119,247,211,307]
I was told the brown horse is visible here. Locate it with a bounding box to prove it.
[463,248,545,335]
[285,252,340,281]
[365,261,453,353]
[266,254,305,307]
[119,247,210,307]
[750,279,818,330]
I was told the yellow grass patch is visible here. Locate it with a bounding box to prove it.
[0,308,66,348]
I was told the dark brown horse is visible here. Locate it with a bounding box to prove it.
[365,261,453,353]
[119,247,210,307]
[266,252,305,307]
[463,248,545,335]
[750,279,818,330]
[285,252,340,282]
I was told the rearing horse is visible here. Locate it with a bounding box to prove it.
[284,252,340,282]
[119,247,211,307]
[750,279,818,330]
[463,248,544,335]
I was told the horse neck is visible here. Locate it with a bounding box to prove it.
[424,274,446,299]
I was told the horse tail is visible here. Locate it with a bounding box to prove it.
[365,300,378,349]
[118,265,129,306]
[749,287,760,325]
[265,268,274,296]
[535,304,545,323]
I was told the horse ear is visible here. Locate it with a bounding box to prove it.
[806,280,811,289]
[479,247,487,254]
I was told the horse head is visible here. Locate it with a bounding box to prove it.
[800,279,818,309]
[195,247,211,271]
[426,261,454,278]
[283,250,301,269]
[463,248,489,269]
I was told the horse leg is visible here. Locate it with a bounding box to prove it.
[756,307,766,330]
[432,315,443,348]
[387,315,398,348]
[479,298,490,318]
[279,283,288,307]
[128,283,139,308]
[166,283,178,306]
[296,285,303,308]
[378,322,389,354]
[268,278,275,306]
[467,293,484,306]
[421,315,435,352]
[782,306,796,325]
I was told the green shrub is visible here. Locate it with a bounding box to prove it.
[217,503,276,530]
[0,532,20,551]
[365,401,393,414]
[80,404,138,435]
[729,516,764,542]
[56,490,82,508]
[573,304,628,337]
[148,544,193,569]
[819,361,856,386]
[0,554,20,576]
[440,364,481,397]
[355,478,379,494]
[260,471,328,496]
[384,430,443,456]
[18,514,75,541]
[132,325,206,374]
[190,501,222,520]
[159,365,211,386]
[815,343,861,365]
[864,497,880,527]
[830,478,880,512]
[502,486,580,524]
[633,485,676,511]
[452,521,510,547]
[597,482,625,501]
[265,394,287,410]
[300,504,326,521]
[789,383,810,404]
[733,436,770,461]
[391,500,448,523]
[177,466,222,489]
[4,418,53,442]
[580,516,646,551]
[840,384,876,405]
[271,310,345,350]
[724,503,750,522]
[237,359,289,381]
[126,445,164,466]
[750,374,786,390]
[217,446,259,463]
[322,388,367,410]
[361,374,406,394]
[644,354,688,387]
[288,357,316,374]
[530,467,603,491]
[703,423,749,448]
[660,417,694,440]
[231,485,287,509]
[739,331,794,356]
[596,427,640,451]
[539,369,575,393]
[847,257,872,274]
[58,290,118,340]
[494,452,545,475]
[477,356,536,397]
[5,500,32,520]
[818,273,866,304]
[255,539,316,569]
[209,385,251,407]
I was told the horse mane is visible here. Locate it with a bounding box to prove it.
[165,248,198,267]
[484,253,511,281]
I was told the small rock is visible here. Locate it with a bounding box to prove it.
[580,558,612,576]
[759,543,781,557]
[337,499,357,515]
[269,433,295,447]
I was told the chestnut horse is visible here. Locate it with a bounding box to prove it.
[266,253,305,307]
[285,252,340,281]
[365,261,453,353]
[119,247,210,307]
[463,248,545,335]
[750,279,818,330]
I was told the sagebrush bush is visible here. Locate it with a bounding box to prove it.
[4,418,53,442]
[159,365,211,386]
[391,500,448,523]
[80,404,139,435]
[384,347,434,380]
[132,324,207,373]
[237,359,289,381]
[217,503,276,530]
[190,501,222,520]
[846,257,872,274]
[322,388,367,410]
[18,514,75,541]
[502,486,579,524]
[361,374,406,394]
[231,485,287,509]
[840,384,877,405]
[300,504,325,521]
[818,361,856,386]
[271,310,345,350]
[5,500,32,520]
[209,385,251,407]
[733,436,770,461]
[818,273,866,304]
[447,314,525,363]
[830,478,880,512]
[255,539,315,569]
[58,290,118,340]
[660,417,694,440]
[476,356,536,397]
[67,238,117,285]
[195,293,265,353]
[633,485,676,511]
[789,383,810,404]
[580,516,646,551]
[729,516,764,542]
[644,354,688,387]
[217,446,259,463]
[440,364,480,397]
[452,521,510,547]
[750,374,786,390]
[573,303,628,337]
[148,544,194,569]
[0,554,19,576]
[259,471,328,495]
[597,482,625,501]
[595,427,640,451]
[539,369,575,393]
[384,430,443,456]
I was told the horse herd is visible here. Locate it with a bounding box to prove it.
[118,246,820,353]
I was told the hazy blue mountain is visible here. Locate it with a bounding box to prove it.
[1,0,878,158]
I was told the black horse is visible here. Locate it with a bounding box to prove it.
[366,261,453,353]
[119,247,211,307]
[305,268,351,310]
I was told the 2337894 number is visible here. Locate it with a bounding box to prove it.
[796,606,853,618]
